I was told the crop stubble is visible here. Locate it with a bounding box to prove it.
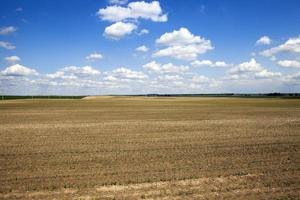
[0,97,299,199]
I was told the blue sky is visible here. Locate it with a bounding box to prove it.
[0,0,300,95]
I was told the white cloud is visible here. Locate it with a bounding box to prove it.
[215,61,229,67]
[99,6,130,22]
[86,52,103,61]
[128,1,167,22]
[209,80,222,88]
[4,56,21,64]
[0,26,17,35]
[109,0,128,5]
[149,73,220,92]
[156,27,203,46]
[143,61,161,71]
[191,75,210,83]
[153,28,213,60]
[229,58,263,74]
[138,29,149,35]
[98,1,167,22]
[143,61,189,74]
[1,63,297,94]
[228,58,281,79]
[1,64,38,76]
[191,60,213,67]
[111,67,147,79]
[104,22,137,39]
[0,41,16,50]
[153,45,212,61]
[104,75,118,81]
[62,66,101,76]
[136,45,149,52]
[256,36,272,45]
[277,60,300,68]
[46,71,65,79]
[46,71,77,80]
[288,71,300,80]
[191,60,230,67]
[283,71,300,83]
[45,66,101,81]
[255,69,281,78]
[157,75,183,81]
[260,36,300,57]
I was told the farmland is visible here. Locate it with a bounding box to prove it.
[0,96,299,199]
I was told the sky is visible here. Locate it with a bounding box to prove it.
[0,0,300,95]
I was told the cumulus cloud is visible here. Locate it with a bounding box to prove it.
[1,64,38,76]
[0,41,16,50]
[62,66,101,76]
[150,72,220,92]
[99,1,166,40]
[138,29,149,35]
[214,61,229,67]
[46,66,101,80]
[283,71,300,84]
[4,56,20,64]
[99,6,130,22]
[229,58,263,74]
[46,71,76,80]
[1,62,296,94]
[153,28,213,60]
[86,52,103,61]
[143,61,189,74]
[156,75,183,81]
[153,45,210,61]
[136,45,149,52]
[111,67,147,79]
[45,71,63,79]
[255,69,281,78]
[156,27,204,46]
[28,65,105,94]
[104,22,137,39]
[0,26,17,35]
[260,36,300,57]
[104,75,118,81]
[228,58,281,79]
[191,75,210,83]
[98,1,167,22]
[191,60,230,67]
[277,60,300,68]
[256,36,272,45]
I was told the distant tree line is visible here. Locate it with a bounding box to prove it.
[0,96,86,100]
[143,93,300,97]
[1,93,300,100]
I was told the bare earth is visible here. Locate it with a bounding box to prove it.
[0,97,299,199]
